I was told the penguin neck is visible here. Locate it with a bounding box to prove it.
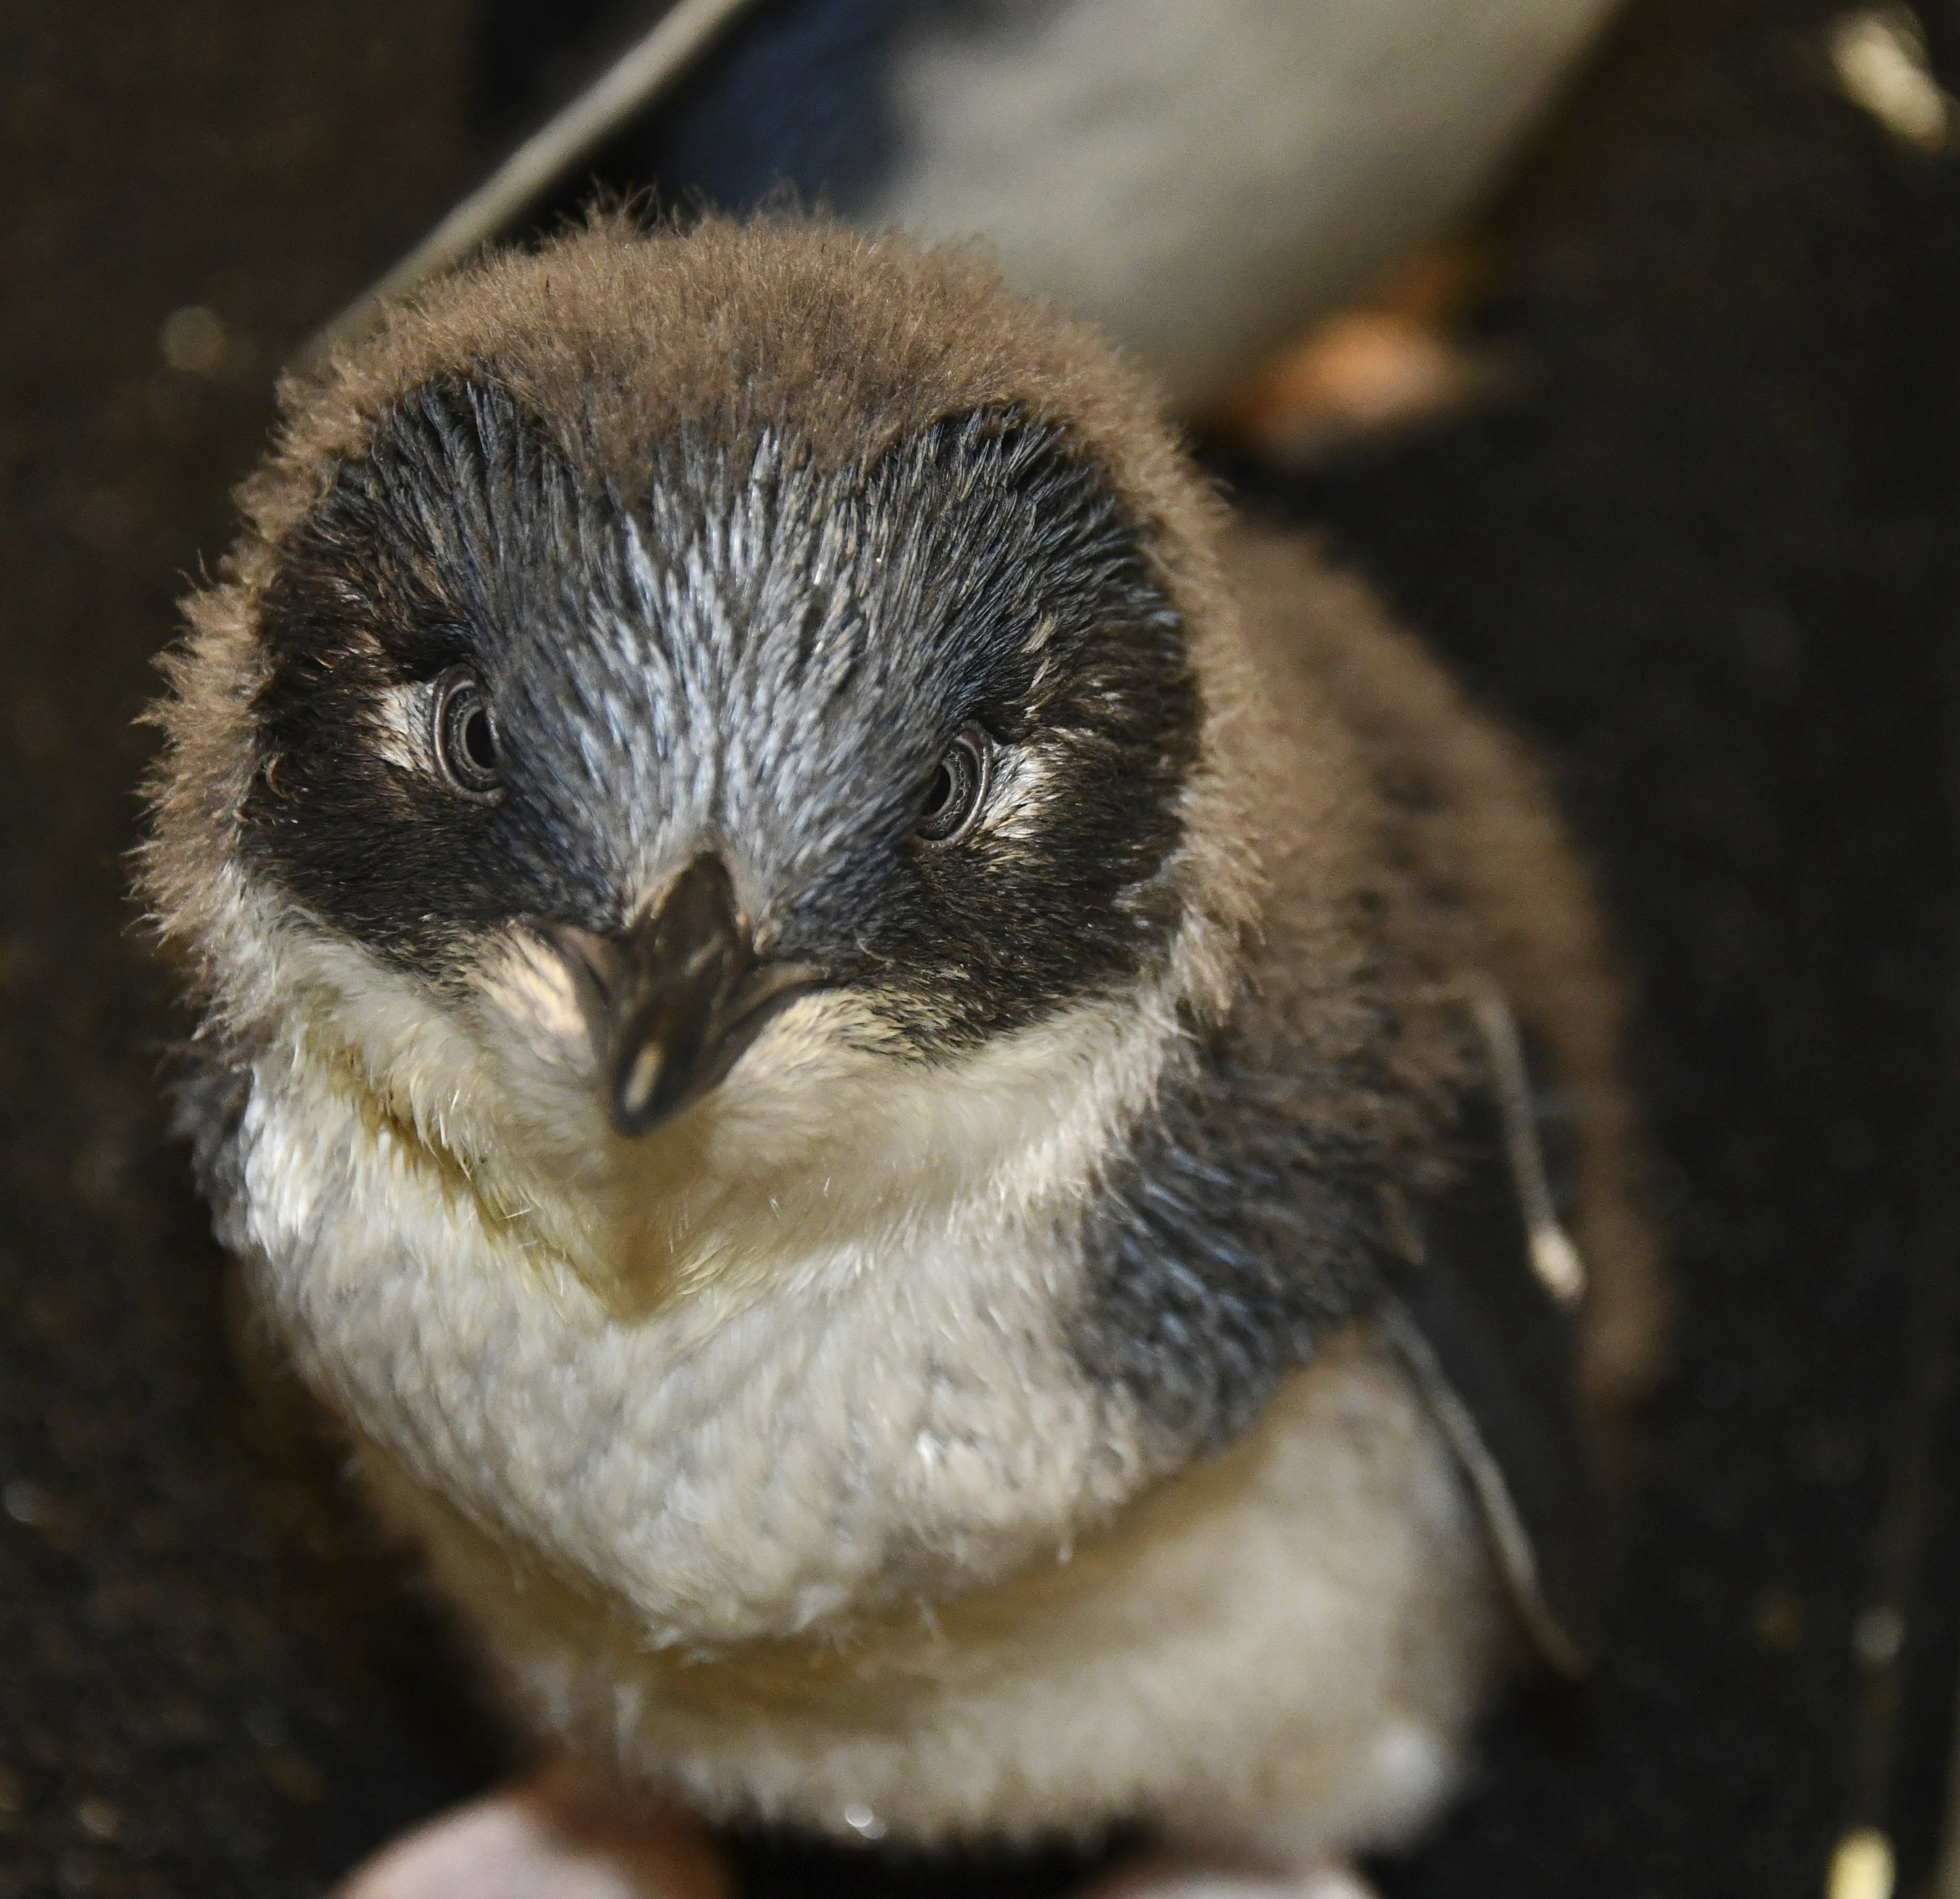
[532,980,1201,1321]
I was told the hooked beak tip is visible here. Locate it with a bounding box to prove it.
[615,1039,670,1130]
[552,856,827,1140]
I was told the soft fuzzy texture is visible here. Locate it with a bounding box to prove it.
[139,216,1653,1867]
[7,5,1943,1892]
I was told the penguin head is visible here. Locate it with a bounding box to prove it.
[146,219,1257,1265]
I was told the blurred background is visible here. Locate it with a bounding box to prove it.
[5,0,1960,1894]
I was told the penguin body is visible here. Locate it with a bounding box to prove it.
[144,218,1654,1882]
[485,0,1624,408]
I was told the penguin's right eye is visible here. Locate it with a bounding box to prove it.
[913,724,992,845]
[433,666,503,800]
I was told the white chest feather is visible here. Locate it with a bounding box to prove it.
[236,1052,1152,1645]
[223,917,1502,1852]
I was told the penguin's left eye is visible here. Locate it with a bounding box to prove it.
[913,725,992,845]
[433,666,503,799]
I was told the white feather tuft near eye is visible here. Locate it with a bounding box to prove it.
[365,683,429,775]
[975,743,1053,844]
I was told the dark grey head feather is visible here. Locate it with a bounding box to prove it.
[242,374,1198,1048]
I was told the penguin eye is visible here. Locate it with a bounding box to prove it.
[913,724,990,845]
[432,666,502,799]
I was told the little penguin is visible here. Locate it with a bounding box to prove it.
[142,216,1659,1899]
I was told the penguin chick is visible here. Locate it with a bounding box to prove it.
[143,218,1657,1894]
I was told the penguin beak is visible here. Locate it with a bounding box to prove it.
[552,855,828,1138]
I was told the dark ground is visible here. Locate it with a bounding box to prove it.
[5,1,1960,1894]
